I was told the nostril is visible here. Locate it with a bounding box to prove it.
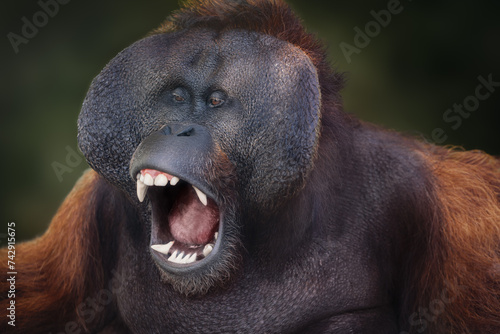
[176,126,194,137]
[161,126,172,135]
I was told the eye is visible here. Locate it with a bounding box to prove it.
[173,93,185,102]
[209,97,223,106]
[208,92,226,108]
[171,88,187,103]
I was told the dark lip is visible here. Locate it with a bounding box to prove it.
[130,166,224,273]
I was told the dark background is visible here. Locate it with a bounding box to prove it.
[1,0,499,242]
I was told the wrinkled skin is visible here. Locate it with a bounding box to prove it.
[79,27,323,293]
[1,1,498,333]
[77,27,415,333]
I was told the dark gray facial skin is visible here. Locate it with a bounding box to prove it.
[79,28,321,203]
[77,25,421,334]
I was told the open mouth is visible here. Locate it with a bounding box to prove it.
[136,168,221,267]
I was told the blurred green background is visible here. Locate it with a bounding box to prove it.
[1,0,499,243]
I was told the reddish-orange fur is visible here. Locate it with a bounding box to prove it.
[0,171,126,333]
[2,151,497,333]
[411,147,500,333]
[1,1,499,333]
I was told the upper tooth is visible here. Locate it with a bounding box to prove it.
[154,174,169,186]
[136,173,141,180]
[144,173,154,186]
[140,174,145,182]
[170,177,179,185]
[150,241,174,255]
[193,186,208,206]
[137,180,148,202]
[203,244,214,257]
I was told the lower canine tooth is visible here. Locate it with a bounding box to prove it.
[203,244,214,257]
[150,241,174,255]
[137,180,148,202]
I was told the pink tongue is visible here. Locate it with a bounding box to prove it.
[169,187,219,245]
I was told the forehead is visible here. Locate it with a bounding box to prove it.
[137,28,303,68]
[121,28,316,96]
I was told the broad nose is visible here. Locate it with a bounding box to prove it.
[161,125,195,137]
